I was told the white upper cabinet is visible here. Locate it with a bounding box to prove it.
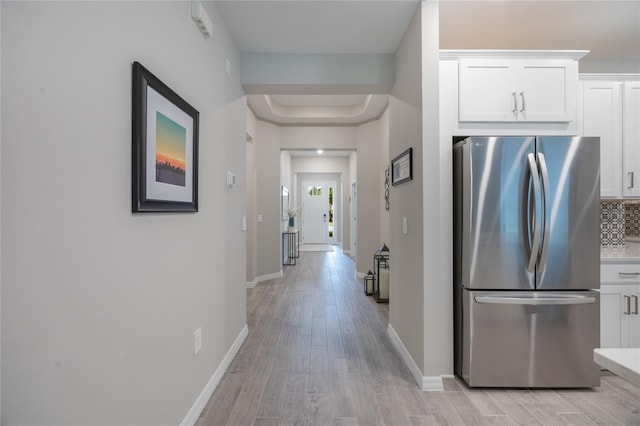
[579,75,640,198]
[623,81,640,198]
[458,58,577,123]
[440,50,586,136]
[580,80,623,198]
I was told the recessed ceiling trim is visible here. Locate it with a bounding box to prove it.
[248,94,388,125]
[264,94,374,119]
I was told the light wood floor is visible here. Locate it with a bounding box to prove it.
[196,248,640,426]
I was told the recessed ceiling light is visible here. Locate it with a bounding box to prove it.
[317,149,323,154]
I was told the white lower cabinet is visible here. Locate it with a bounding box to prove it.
[600,264,640,348]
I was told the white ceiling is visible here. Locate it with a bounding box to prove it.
[217,0,640,126]
[215,1,419,54]
[439,1,640,63]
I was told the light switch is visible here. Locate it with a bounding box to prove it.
[242,216,247,231]
[258,214,263,223]
[403,217,408,234]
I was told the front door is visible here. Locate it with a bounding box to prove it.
[302,181,329,244]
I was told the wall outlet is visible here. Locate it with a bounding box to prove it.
[258,214,263,223]
[193,327,202,355]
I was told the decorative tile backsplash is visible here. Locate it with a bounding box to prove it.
[601,201,626,245]
[626,202,640,239]
[600,200,640,245]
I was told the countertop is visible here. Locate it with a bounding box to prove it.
[601,241,640,264]
[594,348,640,386]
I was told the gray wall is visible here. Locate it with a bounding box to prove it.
[421,1,452,376]
[254,120,282,279]
[379,108,390,245]
[246,112,258,284]
[388,4,426,373]
[1,2,246,424]
[387,0,453,382]
[355,120,385,274]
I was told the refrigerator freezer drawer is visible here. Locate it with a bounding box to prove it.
[462,289,601,388]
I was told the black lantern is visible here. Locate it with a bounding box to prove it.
[364,270,375,296]
[373,244,390,303]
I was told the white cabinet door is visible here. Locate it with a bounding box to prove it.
[459,59,576,123]
[600,284,626,348]
[600,261,640,348]
[623,81,640,198]
[520,60,577,122]
[628,287,640,347]
[458,59,517,122]
[580,81,623,198]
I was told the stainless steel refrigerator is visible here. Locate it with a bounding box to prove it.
[453,136,601,388]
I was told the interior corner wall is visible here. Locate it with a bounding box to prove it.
[246,109,258,284]
[380,108,390,245]
[388,3,426,376]
[280,151,292,232]
[348,151,358,257]
[1,2,246,424]
[254,120,282,278]
[421,0,452,377]
[355,120,384,274]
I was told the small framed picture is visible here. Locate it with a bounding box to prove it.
[391,147,412,186]
[132,62,199,212]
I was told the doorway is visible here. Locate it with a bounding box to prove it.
[302,180,336,244]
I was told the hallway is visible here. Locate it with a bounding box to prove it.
[196,249,640,426]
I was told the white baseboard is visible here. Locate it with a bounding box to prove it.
[246,271,283,288]
[387,324,444,392]
[181,324,249,426]
[343,250,351,255]
[355,271,365,279]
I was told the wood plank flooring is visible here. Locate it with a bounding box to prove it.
[196,248,640,426]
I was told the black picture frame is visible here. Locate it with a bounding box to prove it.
[391,147,412,186]
[132,61,199,212]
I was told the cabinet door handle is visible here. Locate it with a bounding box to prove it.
[512,92,518,114]
[632,295,639,315]
[519,92,525,113]
[618,272,640,278]
[629,172,635,189]
[624,295,631,315]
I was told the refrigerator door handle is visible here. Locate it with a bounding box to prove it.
[475,295,596,305]
[536,153,551,272]
[526,153,542,273]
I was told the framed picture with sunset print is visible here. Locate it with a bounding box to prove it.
[132,61,199,212]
